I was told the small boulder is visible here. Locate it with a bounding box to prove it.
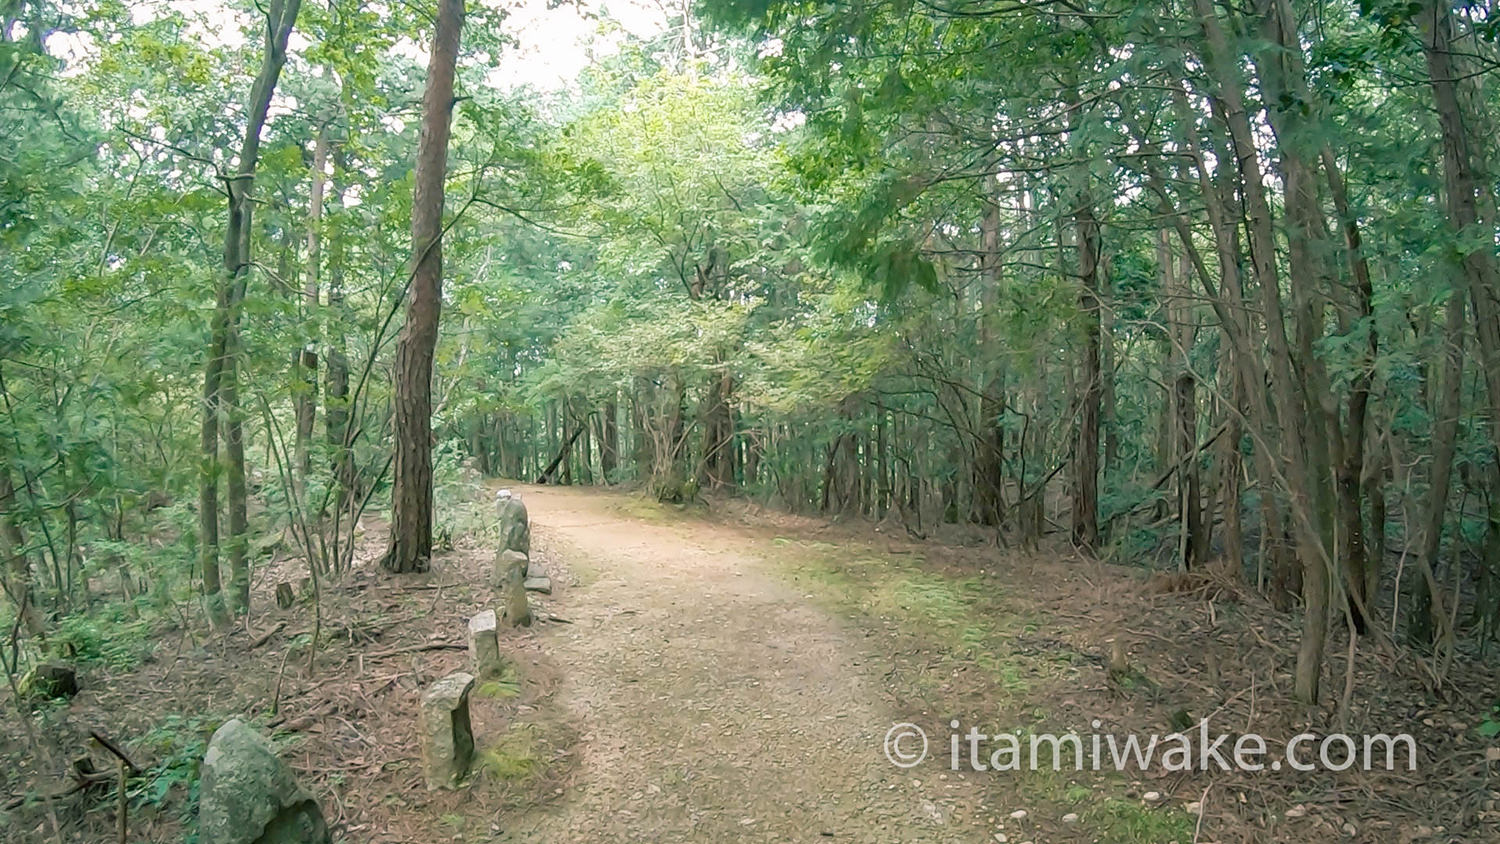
[523,576,552,595]
[199,718,330,844]
[420,672,476,790]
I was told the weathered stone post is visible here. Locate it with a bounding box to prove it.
[199,718,330,844]
[502,556,532,628]
[468,609,503,678]
[495,489,530,556]
[491,548,529,587]
[420,672,476,790]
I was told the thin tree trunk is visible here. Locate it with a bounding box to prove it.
[295,126,329,490]
[381,0,464,573]
[1411,287,1465,646]
[1071,199,1102,553]
[200,0,302,625]
[324,146,353,535]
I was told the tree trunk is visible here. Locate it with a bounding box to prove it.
[1194,0,1332,702]
[600,396,619,482]
[295,126,329,490]
[199,0,302,625]
[1410,287,1465,646]
[699,368,735,489]
[1071,199,1102,553]
[1322,144,1378,632]
[381,0,464,574]
[0,467,44,637]
[1175,372,1206,569]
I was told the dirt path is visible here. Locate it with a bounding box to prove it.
[497,485,995,842]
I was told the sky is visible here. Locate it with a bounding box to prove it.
[99,0,671,90]
[494,0,670,89]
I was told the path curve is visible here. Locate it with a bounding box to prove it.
[498,485,992,842]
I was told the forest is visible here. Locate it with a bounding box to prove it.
[4,0,1500,841]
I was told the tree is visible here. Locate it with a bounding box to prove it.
[199,0,303,627]
[381,0,465,573]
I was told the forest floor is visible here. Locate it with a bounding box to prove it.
[4,482,1498,843]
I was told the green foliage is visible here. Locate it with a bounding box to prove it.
[54,609,156,672]
[135,714,213,833]
[1479,706,1500,738]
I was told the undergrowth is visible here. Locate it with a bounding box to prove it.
[768,536,1195,844]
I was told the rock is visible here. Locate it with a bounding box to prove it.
[501,556,532,628]
[275,582,295,609]
[26,663,78,700]
[1142,791,1162,804]
[496,494,530,556]
[1061,813,1079,824]
[1284,804,1307,818]
[420,672,476,790]
[199,718,330,844]
[468,610,503,679]
[492,548,529,588]
[1008,809,1027,820]
[523,576,552,594]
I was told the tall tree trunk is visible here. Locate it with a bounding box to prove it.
[1194,0,1332,702]
[199,0,302,625]
[1071,199,1102,553]
[200,291,229,628]
[381,0,464,573]
[324,147,353,529]
[1410,283,1466,647]
[1322,144,1378,631]
[1420,2,1500,652]
[295,126,329,490]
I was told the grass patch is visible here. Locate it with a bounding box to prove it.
[475,662,523,699]
[769,539,1031,695]
[477,724,544,782]
[609,492,705,523]
[767,535,1186,844]
[1088,798,1196,842]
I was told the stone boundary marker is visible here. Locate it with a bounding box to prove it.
[199,488,545,833]
[420,672,477,790]
[495,489,539,626]
[469,609,504,678]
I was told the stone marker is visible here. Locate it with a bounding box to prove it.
[502,557,532,628]
[496,492,530,556]
[420,672,476,790]
[468,610,503,678]
[523,576,552,594]
[491,548,529,587]
[199,718,330,844]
